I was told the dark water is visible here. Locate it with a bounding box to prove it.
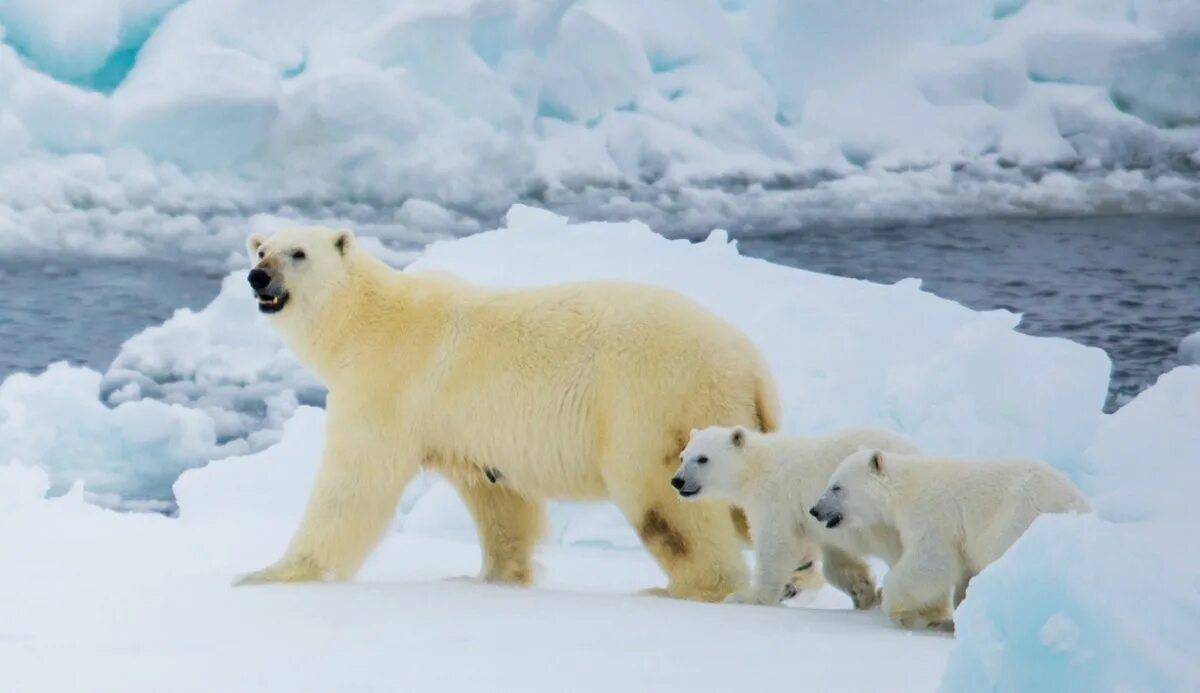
[0,216,1196,412]
[739,216,1200,411]
[0,259,224,375]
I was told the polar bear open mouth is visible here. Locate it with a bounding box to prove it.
[256,291,289,314]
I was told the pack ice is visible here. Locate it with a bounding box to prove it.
[0,0,1198,258]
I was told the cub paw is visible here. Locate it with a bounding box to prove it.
[723,589,776,606]
[850,580,880,610]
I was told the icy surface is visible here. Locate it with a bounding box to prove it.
[84,205,1111,505]
[0,1,1197,258]
[942,366,1200,691]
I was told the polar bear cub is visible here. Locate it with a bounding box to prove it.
[812,449,1090,631]
[672,426,919,607]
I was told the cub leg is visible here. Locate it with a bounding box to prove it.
[881,545,957,631]
[725,508,803,605]
[822,545,879,610]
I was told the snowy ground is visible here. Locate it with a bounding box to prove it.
[2,478,952,692]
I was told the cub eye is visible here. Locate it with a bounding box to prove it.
[831,484,842,493]
[697,455,708,465]
[291,250,306,260]
[257,250,265,259]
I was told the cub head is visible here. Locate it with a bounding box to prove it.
[810,449,889,530]
[245,227,355,318]
[671,426,753,502]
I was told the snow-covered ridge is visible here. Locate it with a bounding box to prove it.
[1,0,1198,259]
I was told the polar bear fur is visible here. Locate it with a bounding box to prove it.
[236,226,781,601]
[812,449,1090,630]
[672,426,919,607]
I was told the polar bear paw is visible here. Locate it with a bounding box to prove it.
[233,557,324,586]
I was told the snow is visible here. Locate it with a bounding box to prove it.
[942,366,1200,691]
[0,1,1196,259]
[0,443,954,692]
[1,206,1196,689]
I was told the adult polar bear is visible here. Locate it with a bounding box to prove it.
[237,226,780,601]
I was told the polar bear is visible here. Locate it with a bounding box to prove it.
[236,226,781,601]
[671,425,919,608]
[811,449,1090,630]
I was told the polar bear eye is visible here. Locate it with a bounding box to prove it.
[697,455,708,465]
[257,250,265,259]
[291,250,306,261]
[831,484,842,493]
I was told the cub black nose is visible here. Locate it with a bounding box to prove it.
[248,268,271,291]
[809,507,821,519]
[670,477,685,490]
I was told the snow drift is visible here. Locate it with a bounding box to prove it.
[0,0,1198,260]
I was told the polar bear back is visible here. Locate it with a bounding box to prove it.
[885,455,1089,573]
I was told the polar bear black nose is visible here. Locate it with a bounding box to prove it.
[671,476,685,490]
[248,268,271,291]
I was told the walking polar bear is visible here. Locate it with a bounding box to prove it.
[237,226,780,601]
[812,449,1090,630]
[672,426,919,608]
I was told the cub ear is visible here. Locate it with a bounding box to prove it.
[869,450,885,475]
[246,233,267,260]
[334,230,355,256]
[731,427,746,448]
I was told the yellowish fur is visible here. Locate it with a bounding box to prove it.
[237,227,781,600]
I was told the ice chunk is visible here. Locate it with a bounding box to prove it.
[101,271,321,448]
[0,362,230,502]
[0,0,1197,258]
[942,367,1200,691]
[1179,331,1200,366]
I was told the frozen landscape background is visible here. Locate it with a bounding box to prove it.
[0,0,1197,258]
[0,1,1198,691]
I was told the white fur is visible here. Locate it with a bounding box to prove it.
[673,426,919,607]
[820,449,1091,630]
[236,227,782,601]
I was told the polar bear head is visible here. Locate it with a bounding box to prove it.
[671,425,753,502]
[810,449,888,530]
[245,227,356,320]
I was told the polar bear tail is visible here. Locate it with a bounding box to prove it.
[753,368,781,433]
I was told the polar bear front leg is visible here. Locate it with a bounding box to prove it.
[726,517,800,606]
[236,407,417,586]
[448,475,546,586]
[880,544,957,631]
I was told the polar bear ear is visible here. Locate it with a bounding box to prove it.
[869,451,885,475]
[334,230,355,256]
[246,233,267,261]
[731,427,745,448]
